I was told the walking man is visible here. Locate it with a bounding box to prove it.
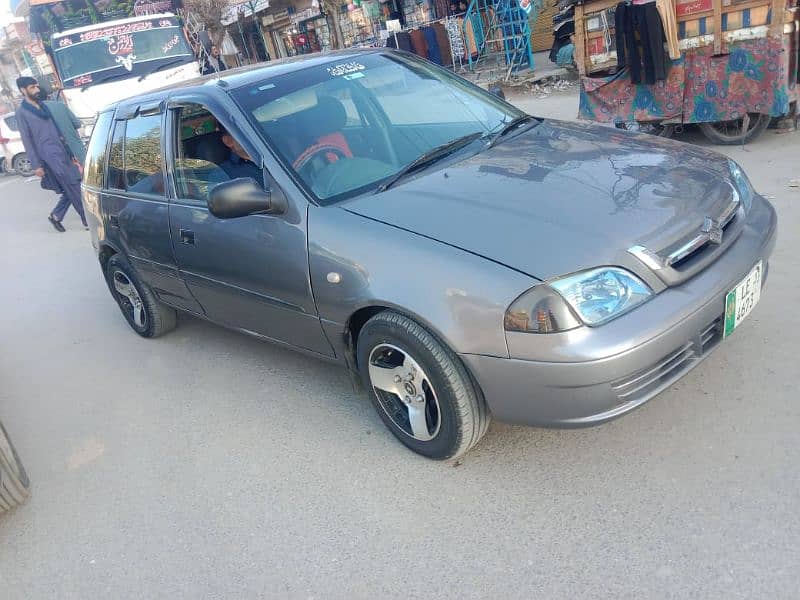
[15,76,87,232]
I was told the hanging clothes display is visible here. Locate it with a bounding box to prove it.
[615,1,667,85]
[462,15,478,57]
[655,0,680,60]
[422,26,442,64]
[409,28,430,57]
[433,21,454,66]
[386,30,415,51]
[445,17,466,60]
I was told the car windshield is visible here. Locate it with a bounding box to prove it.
[52,17,193,87]
[4,114,19,132]
[232,52,523,204]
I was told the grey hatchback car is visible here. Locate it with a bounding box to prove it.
[83,49,776,460]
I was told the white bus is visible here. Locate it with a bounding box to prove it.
[51,12,201,136]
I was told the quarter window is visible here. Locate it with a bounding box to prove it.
[83,111,113,189]
[107,120,125,191]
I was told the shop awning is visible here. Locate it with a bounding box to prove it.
[221,0,271,26]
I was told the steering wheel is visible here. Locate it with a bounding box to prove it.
[294,145,349,173]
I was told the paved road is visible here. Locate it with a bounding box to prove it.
[1,97,799,599]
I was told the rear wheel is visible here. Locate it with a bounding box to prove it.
[12,153,33,177]
[357,311,490,460]
[105,254,177,338]
[0,421,30,513]
[698,113,770,145]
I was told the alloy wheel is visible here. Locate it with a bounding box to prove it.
[112,270,147,329]
[368,344,442,442]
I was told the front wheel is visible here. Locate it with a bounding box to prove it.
[12,153,33,177]
[698,113,771,145]
[105,254,177,338]
[357,311,490,460]
[0,421,30,513]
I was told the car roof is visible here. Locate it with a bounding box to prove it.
[106,48,385,116]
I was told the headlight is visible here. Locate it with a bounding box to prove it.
[728,159,753,211]
[505,267,653,333]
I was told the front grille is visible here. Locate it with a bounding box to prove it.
[670,214,740,271]
[611,316,723,403]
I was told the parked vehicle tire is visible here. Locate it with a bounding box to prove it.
[12,153,34,177]
[615,121,675,138]
[698,113,771,145]
[105,254,177,338]
[357,311,490,460]
[0,421,30,513]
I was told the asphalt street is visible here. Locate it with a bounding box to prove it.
[1,91,798,599]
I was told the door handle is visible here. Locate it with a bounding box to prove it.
[179,229,195,245]
[109,214,119,228]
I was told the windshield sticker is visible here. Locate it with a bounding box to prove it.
[162,35,180,54]
[327,62,365,77]
[257,83,277,91]
[343,72,365,80]
[108,34,134,56]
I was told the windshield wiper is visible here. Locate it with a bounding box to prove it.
[485,114,540,149]
[81,71,133,91]
[375,131,484,194]
[138,58,187,82]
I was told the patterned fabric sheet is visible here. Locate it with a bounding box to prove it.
[579,37,798,123]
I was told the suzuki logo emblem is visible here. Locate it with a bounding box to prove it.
[702,217,724,245]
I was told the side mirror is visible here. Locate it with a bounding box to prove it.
[208,178,284,219]
[489,85,506,100]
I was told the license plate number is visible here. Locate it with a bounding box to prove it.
[724,261,762,338]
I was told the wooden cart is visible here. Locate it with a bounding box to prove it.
[572,0,799,143]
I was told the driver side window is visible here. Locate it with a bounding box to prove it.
[172,104,263,204]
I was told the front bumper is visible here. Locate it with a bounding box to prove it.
[462,194,777,427]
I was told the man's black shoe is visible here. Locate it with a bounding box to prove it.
[48,215,66,232]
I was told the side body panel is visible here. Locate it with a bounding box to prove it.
[307,205,537,360]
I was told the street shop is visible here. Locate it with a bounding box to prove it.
[573,0,799,143]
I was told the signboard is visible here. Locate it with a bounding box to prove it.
[134,0,174,16]
[221,0,271,26]
[291,7,322,24]
[676,0,713,17]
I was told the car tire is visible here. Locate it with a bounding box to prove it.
[105,254,177,338]
[0,421,30,513]
[698,113,771,145]
[12,153,34,177]
[357,311,490,460]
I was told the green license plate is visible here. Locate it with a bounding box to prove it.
[724,261,763,338]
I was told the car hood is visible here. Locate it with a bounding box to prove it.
[342,120,738,282]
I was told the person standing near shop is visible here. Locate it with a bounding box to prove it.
[202,45,229,75]
[15,76,87,232]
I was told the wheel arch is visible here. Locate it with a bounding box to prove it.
[342,303,488,408]
[98,241,120,272]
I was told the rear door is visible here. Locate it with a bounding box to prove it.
[165,95,335,357]
[101,105,202,314]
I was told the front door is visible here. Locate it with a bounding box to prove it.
[165,99,334,357]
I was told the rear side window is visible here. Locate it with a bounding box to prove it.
[84,111,113,189]
[123,114,164,195]
[4,115,19,131]
[108,120,125,190]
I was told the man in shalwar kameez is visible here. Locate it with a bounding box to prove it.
[15,77,87,232]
